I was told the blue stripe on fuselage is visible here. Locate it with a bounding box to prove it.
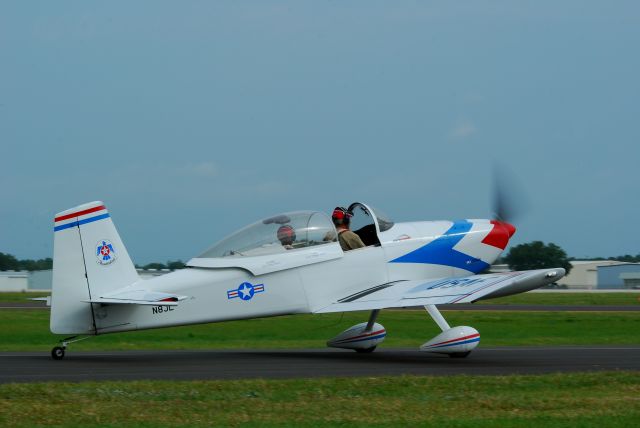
[389,220,489,273]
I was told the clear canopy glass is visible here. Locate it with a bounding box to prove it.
[348,202,395,233]
[367,205,395,232]
[198,211,338,258]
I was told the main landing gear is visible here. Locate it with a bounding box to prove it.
[51,336,91,360]
[327,309,387,352]
[326,305,480,357]
[420,304,480,358]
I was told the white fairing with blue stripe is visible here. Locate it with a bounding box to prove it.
[327,322,386,351]
[420,326,480,354]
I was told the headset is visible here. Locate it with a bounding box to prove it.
[332,206,353,226]
[277,225,296,246]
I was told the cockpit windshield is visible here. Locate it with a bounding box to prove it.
[347,202,395,234]
[367,205,394,232]
[198,211,337,258]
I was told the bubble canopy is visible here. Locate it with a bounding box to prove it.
[198,211,338,258]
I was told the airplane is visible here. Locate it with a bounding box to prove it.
[46,200,565,360]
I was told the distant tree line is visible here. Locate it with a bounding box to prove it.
[3,246,638,274]
[0,252,53,271]
[0,251,185,272]
[135,260,186,271]
[502,241,573,275]
[501,243,639,276]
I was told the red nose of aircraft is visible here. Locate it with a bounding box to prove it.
[482,220,517,250]
[502,221,516,238]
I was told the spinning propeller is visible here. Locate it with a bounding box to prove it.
[486,164,527,246]
[492,164,528,225]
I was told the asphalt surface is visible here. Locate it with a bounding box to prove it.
[1,346,638,383]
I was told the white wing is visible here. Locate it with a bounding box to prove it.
[314,268,565,313]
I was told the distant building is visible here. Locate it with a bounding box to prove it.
[556,261,640,290]
[0,271,29,292]
[491,260,640,290]
[488,264,511,273]
[0,268,173,292]
[0,270,52,291]
[597,263,640,289]
[29,270,53,290]
[557,261,621,289]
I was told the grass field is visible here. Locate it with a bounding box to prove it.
[478,292,640,306]
[2,293,639,426]
[0,292,50,302]
[1,308,639,352]
[1,372,639,427]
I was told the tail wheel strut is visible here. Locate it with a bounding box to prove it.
[50,335,91,360]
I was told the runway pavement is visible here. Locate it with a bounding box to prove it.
[1,346,638,383]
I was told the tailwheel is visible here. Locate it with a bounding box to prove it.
[51,346,65,360]
[50,335,91,360]
[355,346,377,354]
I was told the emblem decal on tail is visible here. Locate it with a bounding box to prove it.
[96,240,117,265]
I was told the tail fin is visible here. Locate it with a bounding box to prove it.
[51,201,139,334]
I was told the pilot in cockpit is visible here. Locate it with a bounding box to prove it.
[277,225,296,250]
[332,207,365,251]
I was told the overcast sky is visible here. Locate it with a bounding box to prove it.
[1,1,639,264]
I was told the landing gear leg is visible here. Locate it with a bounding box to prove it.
[424,304,450,332]
[51,335,91,360]
[365,309,380,332]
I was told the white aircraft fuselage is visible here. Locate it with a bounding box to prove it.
[50,202,514,336]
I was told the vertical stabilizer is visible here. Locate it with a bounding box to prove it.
[51,201,139,334]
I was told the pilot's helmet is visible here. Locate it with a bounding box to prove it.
[332,206,353,226]
[277,225,296,246]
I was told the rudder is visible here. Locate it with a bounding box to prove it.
[51,201,139,334]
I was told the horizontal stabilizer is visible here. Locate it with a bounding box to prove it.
[315,268,565,313]
[29,296,51,306]
[83,289,188,306]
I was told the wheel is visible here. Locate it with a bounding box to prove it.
[448,351,471,359]
[51,346,65,360]
[355,346,377,353]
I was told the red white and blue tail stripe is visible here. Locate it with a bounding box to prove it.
[54,202,109,232]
